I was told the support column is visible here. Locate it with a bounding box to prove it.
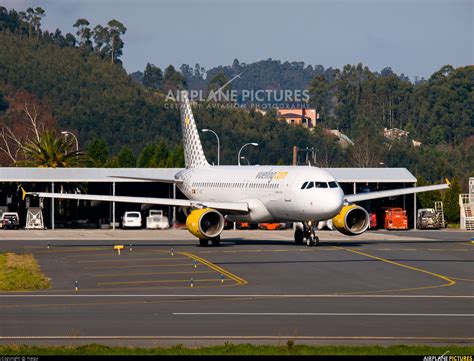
[168,184,171,226]
[172,183,176,227]
[353,182,356,194]
[403,182,406,210]
[51,182,55,230]
[413,182,417,230]
[112,182,116,230]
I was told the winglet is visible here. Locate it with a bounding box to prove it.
[445,178,451,187]
[20,187,27,201]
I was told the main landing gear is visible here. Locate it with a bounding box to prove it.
[199,236,221,247]
[294,222,320,247]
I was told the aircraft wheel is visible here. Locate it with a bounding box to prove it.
[211,236,221,247]
[199,239,209,247]
[294,228,304,245]
[306,235,316,247]
[314,236,320,246]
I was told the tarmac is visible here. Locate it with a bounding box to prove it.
[0,228,472,346]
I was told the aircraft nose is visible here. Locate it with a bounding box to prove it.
[321,189,344,217]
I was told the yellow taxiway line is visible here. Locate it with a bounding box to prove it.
[332,245,456,294]
[180,252,248,286]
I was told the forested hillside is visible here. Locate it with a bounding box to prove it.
[0,6,472,191]
[0,8,340,167]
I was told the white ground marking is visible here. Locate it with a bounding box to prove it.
[0,294,473,298]
[173,312,474,317]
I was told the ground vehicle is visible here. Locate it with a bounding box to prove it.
[0,212,20,230]
[369,213,377,229]
[416,208,441,229]
[237,222,250,229]
[384,208,408,230]
[122,211,142,229]
[146,210,169,229]
[259,223,285,230]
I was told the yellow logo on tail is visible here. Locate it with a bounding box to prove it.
[185,115,189,125]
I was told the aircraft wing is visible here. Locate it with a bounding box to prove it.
[345,183,449,203]
[26,191,248,213]
[109,176,183,184]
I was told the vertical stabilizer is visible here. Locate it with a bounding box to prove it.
[179,91,210,168]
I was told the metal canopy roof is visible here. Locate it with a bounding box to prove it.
[326,168,416,183]
[0,168,182,183]
[0,167,416,183]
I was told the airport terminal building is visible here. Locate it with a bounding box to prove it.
[0,167,419,230]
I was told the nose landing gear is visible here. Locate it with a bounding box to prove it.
[294,222,320,247]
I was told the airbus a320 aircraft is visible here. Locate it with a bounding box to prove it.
[27,91,449,247]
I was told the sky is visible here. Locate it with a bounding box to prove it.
[2,0,473,79]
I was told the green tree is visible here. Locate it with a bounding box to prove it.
[21,131,81,167]
[107,19,127,64]
[92,24,110,59]
[416,176,443,209]
[142,63,162,89]
[308,74,331,120]
[208,71,229,92]
[86,138,109,167]
[73,18,92,49]
[443,177,461,223]
[137,143,156,167]
[162,65,186,92]
[116,146,136,167]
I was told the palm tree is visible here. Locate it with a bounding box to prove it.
[21,131,82,167]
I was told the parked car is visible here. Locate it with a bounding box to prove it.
[146,210,169,229]
[0,212,20,230]
[122,211,142,229]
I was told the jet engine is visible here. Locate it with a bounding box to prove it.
[331,204,370,236]
[186,208,225,239]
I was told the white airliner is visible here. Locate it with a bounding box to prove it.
[26,91,449,247]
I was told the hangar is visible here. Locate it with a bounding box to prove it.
[0,167,418,229]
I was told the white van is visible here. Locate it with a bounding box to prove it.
[122,211,142,229]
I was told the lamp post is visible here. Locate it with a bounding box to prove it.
[238,143,258,166]
[202,129,220,166]
[61,131,79,154]
[240,156,250,166]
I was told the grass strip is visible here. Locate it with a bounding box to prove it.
[0,343,472,355]
[0,253,50,291]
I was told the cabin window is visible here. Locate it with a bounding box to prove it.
[315,182,328,188]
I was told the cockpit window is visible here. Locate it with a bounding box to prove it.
[315,181,328,188]
[301,181,308,189]
[306,181,314,189]
[328,181,338,188]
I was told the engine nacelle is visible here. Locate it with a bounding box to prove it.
[331,204,370,236]
[186,208,225,239]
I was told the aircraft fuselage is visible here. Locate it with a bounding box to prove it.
[176,165,345,222]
